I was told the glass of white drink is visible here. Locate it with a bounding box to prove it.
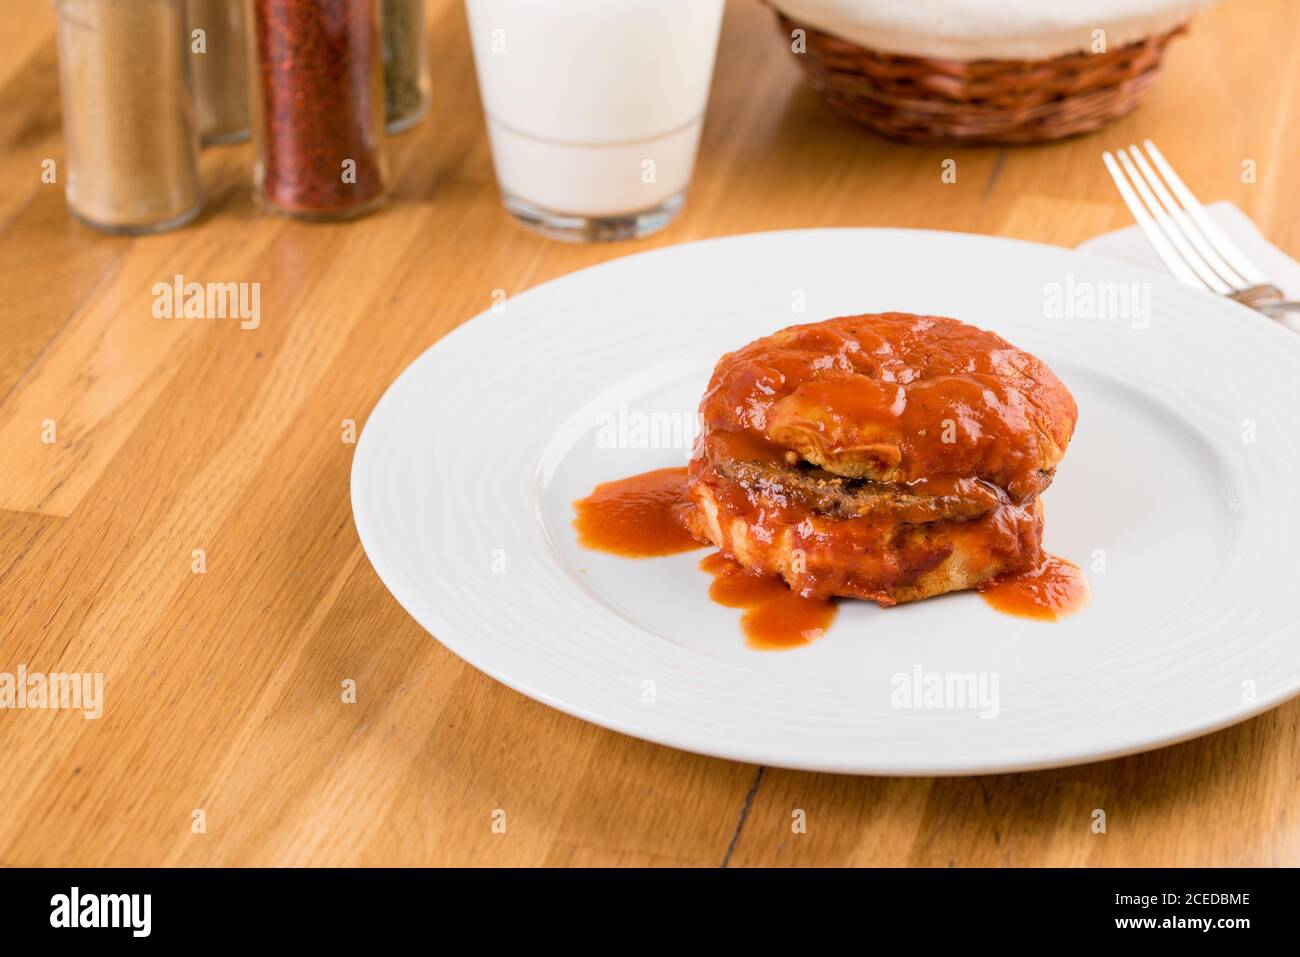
[465,0,725,241]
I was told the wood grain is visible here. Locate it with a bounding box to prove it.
[1,0,1298,867]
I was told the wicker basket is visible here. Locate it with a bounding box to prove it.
[775,12,1185,145]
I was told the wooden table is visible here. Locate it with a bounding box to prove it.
[2,0,1298,868]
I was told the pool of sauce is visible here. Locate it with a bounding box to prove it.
[699,552,836,650]
[573,469,836,647]
[979,553,1088,621]
[572,467,700,557]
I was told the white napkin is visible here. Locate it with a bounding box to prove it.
[1077,200,1300,333]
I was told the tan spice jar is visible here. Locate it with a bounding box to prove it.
[55,0,203,233]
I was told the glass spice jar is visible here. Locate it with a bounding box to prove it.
[381,0,430,133]
[54,0,203,233]
[247,0,388,220]
[188,0,250,144]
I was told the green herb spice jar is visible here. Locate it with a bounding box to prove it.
[381,0,430,133]
[54,0,203,233]
[187,0,250,145]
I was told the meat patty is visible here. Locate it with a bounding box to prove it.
[713,454,1003,524]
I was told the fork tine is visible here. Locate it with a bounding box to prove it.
[1128,143,1250,290]
[1142,139,1269,286]
[1102,151,1206,290]
[1116,148,1233,294]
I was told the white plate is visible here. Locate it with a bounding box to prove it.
[351,229,1300,775]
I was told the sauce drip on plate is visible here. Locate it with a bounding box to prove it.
[573,468,834,647]
[979,553,1088,621]
[699,552,837,650]
[572,467,701,557]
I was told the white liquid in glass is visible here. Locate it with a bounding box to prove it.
[466,0,725,219]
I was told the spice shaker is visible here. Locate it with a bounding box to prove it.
[54,0,203,233]
[248,0,388,220]
[188,0,250,144]
[382,0,431,133]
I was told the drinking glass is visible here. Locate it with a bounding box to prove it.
[465,0,725,241]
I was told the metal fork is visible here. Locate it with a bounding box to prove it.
[1102,140,1299,319]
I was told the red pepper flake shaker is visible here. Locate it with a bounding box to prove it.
[248,0,388,220]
